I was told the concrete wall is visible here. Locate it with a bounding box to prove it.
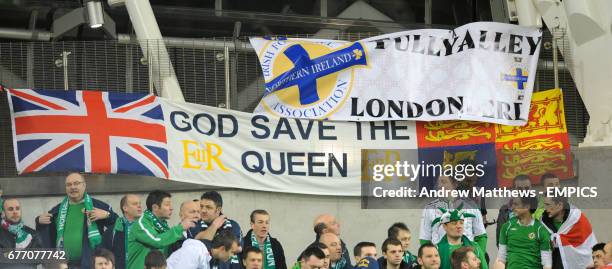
[13,189,612,267]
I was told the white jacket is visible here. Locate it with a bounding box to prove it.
[419,198,486,244]
[167,239,213,269]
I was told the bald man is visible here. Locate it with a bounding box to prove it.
[319,233,351,269]
[180,201,201,221]
[314,214,341,237]
[103,194,142,269]
[313,214,352,269]
[179,200,202,238]
[167,200,202,256]
[1,198,43,249]
[1,198,43,269]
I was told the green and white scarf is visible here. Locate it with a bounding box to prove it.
[332,256,347,269]
[200,218,232,230]
[251,231,276,269]
[0,198,4,214]
[144,209,169,232]
[2,219,33,249]
[113,217,134,263]
[55,193,102,249]
[403,251,417,264]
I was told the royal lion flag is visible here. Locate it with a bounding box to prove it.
[494,88,573,187]
[544,207,597,269]
[416,88,572,188]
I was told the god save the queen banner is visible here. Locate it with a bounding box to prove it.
[5,88,416,196]
[250,22,542,126]
[6,88,569,196]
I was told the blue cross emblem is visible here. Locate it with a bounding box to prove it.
[503,68,529,90]
[264,42,367,105]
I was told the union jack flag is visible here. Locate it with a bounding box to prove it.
[6,89,169,178]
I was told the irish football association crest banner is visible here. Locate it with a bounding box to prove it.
[250,22,542,126]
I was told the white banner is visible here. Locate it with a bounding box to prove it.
[164,99,416,196]
[250,22,542,126]
[6,88,415,196]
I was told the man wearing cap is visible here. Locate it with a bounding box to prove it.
[433,206,487,269]
[420,176,487,255]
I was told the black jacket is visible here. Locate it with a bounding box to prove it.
[190,218,244,269]
[541,207,571,269]
[203,239,222,269]
[102,219,129,269]
[0,224,42,249]
[0,223,43,269]
[242,229,288,269]
[496,201,512,247]
[377,257,414,269]
[35,197,118,269]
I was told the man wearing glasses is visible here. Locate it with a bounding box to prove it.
[36,172,118,269]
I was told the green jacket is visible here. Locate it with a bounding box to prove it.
[437,235,488,269]
[127,214,184,269]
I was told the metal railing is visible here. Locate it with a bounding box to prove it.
[0,28,588,177]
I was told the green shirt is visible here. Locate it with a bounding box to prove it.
[499,217,551,269]
[291,261,302,269]
[448,243,462,257]
[437,235,488,269]
[553,220,563,230]
[64,203,85,262]
[127,215,184,269]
